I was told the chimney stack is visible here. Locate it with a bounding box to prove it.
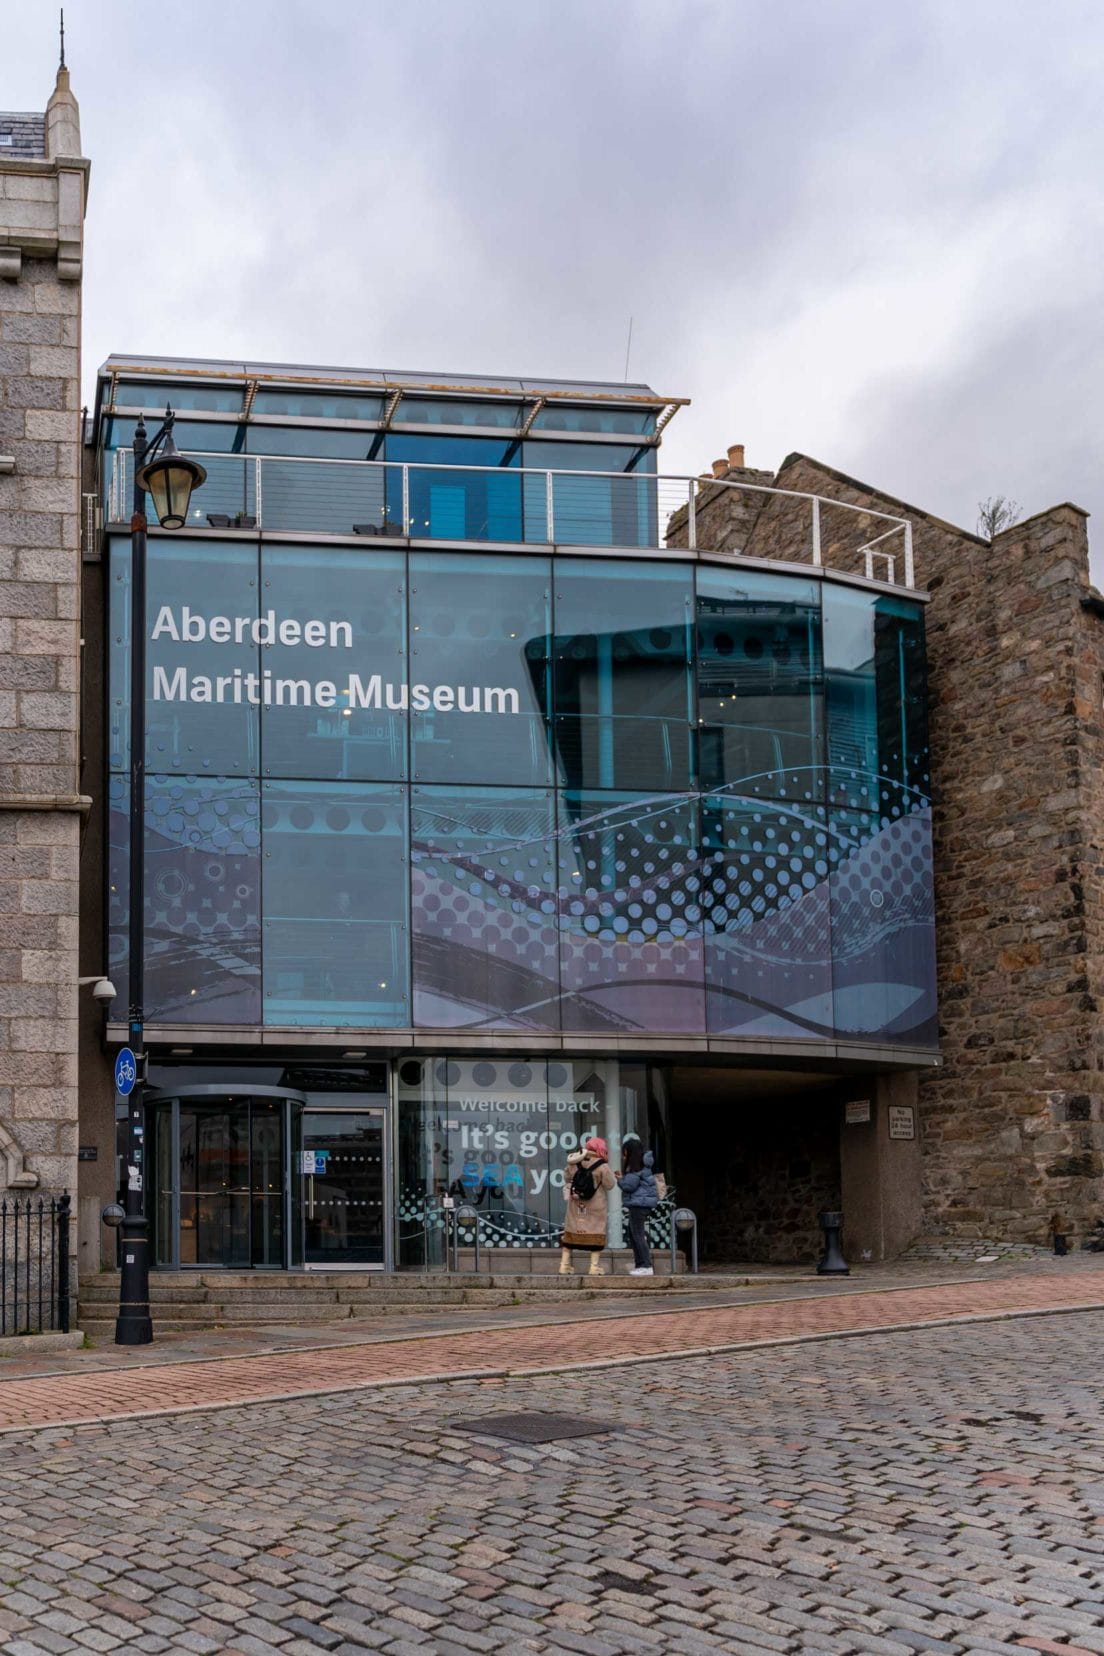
[711,459,728,479]
[727,443,745,469]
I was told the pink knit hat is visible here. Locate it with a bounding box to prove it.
[585,1136,609,1159]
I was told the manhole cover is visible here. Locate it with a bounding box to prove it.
[448,1411,615,1444]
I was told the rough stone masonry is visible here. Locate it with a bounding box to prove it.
[684,446,1104,1245]
[0,67,89,1204]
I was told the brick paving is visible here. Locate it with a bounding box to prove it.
[1,1308,1103,1653]
[0,1265,1102,1433]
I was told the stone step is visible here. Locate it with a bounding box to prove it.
[76,1300,354,1324]
[78,1285,693,1316]
[80,1270,738,1296]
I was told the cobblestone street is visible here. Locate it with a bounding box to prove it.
[2,1306,1104,1654]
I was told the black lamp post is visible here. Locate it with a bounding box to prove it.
[116,408,206,1346]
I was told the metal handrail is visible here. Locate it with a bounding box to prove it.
[107,449,916,587]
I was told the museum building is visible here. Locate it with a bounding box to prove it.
[73,353,939,1273]
[5,63,1100,1295]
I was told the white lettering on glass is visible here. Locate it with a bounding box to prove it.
[147,608,522,714]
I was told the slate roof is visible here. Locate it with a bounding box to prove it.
[0,113,46,159]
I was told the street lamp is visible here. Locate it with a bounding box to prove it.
[116,407,205,1346]
[135,422,206,531]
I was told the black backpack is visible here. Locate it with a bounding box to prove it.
[571,1158,606,1201]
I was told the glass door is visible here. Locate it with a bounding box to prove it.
[299,1110,387,1268]
[172,1096,288,1268]
[179,1102,251,1266]
[250,1100,286,1267]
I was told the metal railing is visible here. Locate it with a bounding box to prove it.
[108,449,915,587]
[0,1193,71,1336]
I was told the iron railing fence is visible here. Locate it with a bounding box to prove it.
[108,450,915,587]
[0,1193,71,1336]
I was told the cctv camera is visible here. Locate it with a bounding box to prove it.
[91,978,117,1002]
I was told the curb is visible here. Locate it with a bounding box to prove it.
[0,1331,84,1360]
[3,1297,1102,1439]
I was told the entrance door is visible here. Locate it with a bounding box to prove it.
[299,1110,387,1268]
[176,1098,287,1268]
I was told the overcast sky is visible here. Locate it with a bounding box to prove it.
[6,0,1103,560]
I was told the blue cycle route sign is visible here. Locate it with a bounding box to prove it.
[114,1047,138,1097]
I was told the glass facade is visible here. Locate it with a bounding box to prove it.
[396,1056,672,1265]
[102,388,661,549]
[107,542,936,1046]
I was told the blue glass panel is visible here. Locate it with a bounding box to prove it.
[261,546,406,782]
[386,435,521,542]
[553,560,693,791]
[261,782,408,1027]
[145,776,261,1023]
[557,790,704,1033]
[396,398,522,428]
[255,456,385,535]
[104,417,245,519]
[530,406,657,435]
[108,537,131,771]
[157,455,253,530]
[524,441,655,471]
[411,787,558,1030]
[825,587,930,811]
[114,382,244,412]
[387,435,519,467]
[828,803,937,1046]
[145,538,260,774]
[410,553,552,786]
[251,389,384,421]
[524,442,657,547]
[172,419,244,454]
[697,567,823,801]
[106,773,129,1023]
[247,425,374,458]
[701,795,833,1037]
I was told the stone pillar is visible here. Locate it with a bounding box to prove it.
[839,1074,923,1262]
[0,67,89,1204]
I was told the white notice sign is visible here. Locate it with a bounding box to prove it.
[888,1105,916,1140]
[845,1100,871,1124]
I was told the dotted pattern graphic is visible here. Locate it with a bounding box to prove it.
[115,766,934,1043]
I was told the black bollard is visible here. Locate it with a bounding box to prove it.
[817,1210,850,1276]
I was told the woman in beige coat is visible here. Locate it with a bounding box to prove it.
[559,1136,616,1276]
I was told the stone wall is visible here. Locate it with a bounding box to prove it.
[918,503,1104,1241]
[0,69,87,1202]
[686,445,1104,1242]
[668,1069,841,1264]
[694,1101,840,1266]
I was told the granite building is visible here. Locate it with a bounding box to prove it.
[0,67,88,1222]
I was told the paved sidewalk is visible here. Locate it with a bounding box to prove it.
[1,1263,1102,1433]
[8,1255,1099,1384]
[1,1310,1103,1654]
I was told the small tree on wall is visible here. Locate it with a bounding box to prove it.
[977,496,1022,538]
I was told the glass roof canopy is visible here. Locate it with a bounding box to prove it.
[95,353,686,412]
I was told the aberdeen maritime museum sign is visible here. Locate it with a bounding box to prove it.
[149,605,521,714]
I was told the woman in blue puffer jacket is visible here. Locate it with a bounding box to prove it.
[617,1133,658,1276]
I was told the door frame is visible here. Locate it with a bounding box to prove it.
[148,1085,306,1270]
[298,1103,392,1272]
